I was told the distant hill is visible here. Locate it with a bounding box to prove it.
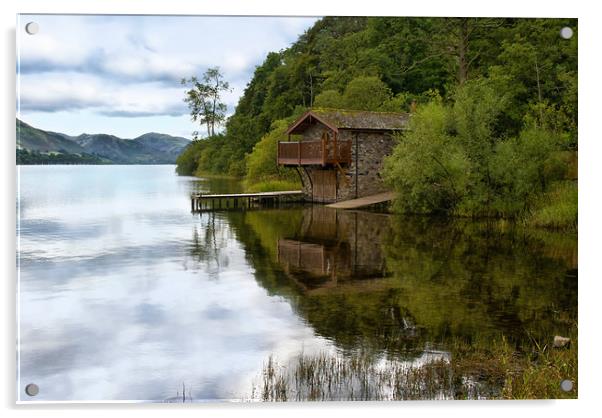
[16,119,190,165]
[16,119,85,154]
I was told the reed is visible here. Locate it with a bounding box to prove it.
[254,332,577,401]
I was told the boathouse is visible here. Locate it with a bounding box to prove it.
[277,108,409,203]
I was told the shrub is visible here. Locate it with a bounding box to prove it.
[383,78,577,230]
[244,119,301,191]
[526,181,577,231]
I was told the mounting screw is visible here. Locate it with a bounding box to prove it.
[560,27,573,39]
[25,383,39,396]
[560,379,574,392]
[25,22,39,35]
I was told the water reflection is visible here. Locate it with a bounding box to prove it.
[18,166,577,402]
[227,206,577,360]
[276,207,390,291]
[18,166,331,402]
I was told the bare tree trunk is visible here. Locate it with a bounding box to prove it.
[534,54,544,125]
[309,73,314,107]
[457,18,469,84]
[211,75,218,136]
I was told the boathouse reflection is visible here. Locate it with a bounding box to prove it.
[276,207,390,291]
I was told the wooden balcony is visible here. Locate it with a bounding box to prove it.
[277,139,352,166]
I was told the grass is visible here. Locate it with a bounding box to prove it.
[244,179,302,193]
[501,334,578,399]
[256,351,456,401]
[192,170,241,180]
[525,181,578,231]
[254,332,577,401]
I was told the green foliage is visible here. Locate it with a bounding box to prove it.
[491,128,570,215]
[245,179,302,193]
[175,140,203,175]
[341,76,392,110]
[313,89,344,108]
[383,101,470,214]
[384,78,577,227]
[244,119,300,189]
[18,119,189,164]
[182,67,230,138]
[487,18,577,139]
[16,149,106,165]
[526,181,577,231]
[176,17,577,218]
[228,207,576,399]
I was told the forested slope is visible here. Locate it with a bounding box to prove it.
[177,17,577,228]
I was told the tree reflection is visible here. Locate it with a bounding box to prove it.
[220,206,576,360]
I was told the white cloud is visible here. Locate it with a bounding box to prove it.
[17,14,318,135]
[19,72,188,117]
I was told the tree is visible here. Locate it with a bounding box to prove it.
[383,77,574,225]
[342,76,392,110]
[174,15,578,206]
[182,67,231,138]
[244,119,300,186]
[313,89,344,108]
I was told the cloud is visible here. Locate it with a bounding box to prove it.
[19,72,189,116]
[19,15,318,81]
[17,15,318,128]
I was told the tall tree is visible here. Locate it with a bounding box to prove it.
[182,67,231,138]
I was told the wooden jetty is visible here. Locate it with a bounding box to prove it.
[325,191,396,210]
[191,190,303,212]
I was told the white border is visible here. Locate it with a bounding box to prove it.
[3,1,600,417]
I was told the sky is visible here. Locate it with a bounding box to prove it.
[17,14,318,139]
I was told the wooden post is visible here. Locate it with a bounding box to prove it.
[333,131,338,164]
[321,134,326,166]
[298,141,301,165]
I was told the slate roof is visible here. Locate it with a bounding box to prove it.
[286,108,410,134]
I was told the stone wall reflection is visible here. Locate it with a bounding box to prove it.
[276,207,390,291]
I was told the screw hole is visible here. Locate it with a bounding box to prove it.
[25,383,39,396]
[25,22,39,35]
[560,379,573,392]
[560,27,573,39]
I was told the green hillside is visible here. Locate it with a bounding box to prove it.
[176,17,577,229]
[17,118,85,154]
[176,17,576,178]
[16,119,190,165]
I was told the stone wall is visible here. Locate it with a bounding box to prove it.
[293,122,396,203]
[341,130,396,201]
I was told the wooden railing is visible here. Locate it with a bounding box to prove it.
[277,139,352,166]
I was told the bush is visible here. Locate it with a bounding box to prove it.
[526,181,577,231]
[314,76,395,111]
[245,179,302,193]
[383,100,471,214]
[175,140,204,175]
[383,78,577,229]
[244,119,301,191]
[342,76,392,110]
[313,90,344,108]
[491,128,570,218]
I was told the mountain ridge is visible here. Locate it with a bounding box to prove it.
[16,118,190,164]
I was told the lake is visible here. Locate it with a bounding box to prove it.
[17,165,577,402]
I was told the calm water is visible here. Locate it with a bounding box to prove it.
[17,165,577,402]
